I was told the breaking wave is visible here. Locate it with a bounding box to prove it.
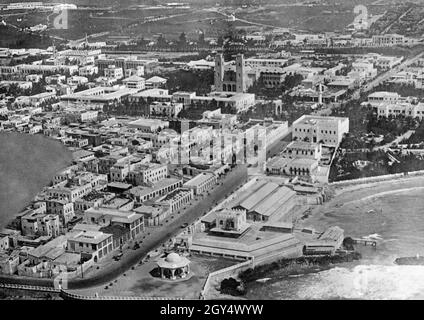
[297,265,424,300]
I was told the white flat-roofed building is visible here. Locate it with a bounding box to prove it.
[245,58,288,69]
[156,188,193,213]
[281,141,322,160]
[133,204,169,226]
[183,172,217,195]
[0,66,18,75]
[60,87,139,106]
[151,129,179,148]
[21,210,61,238]
[45,198,75,226]
[25,74,43,83]
[126,177,183,203]
[16,64,78,75]
[292,115,349,147]
[96,56,156,74]
[186,59,215,70]
[145,76,167,89]
[149,101,183,118]
[128,118,169,132]
[57,48,101,64]
[267,157,319,178]
[124,66,144,77]
[128,163,168,185]
[67,230,113,262]
[79,65,99,77]
[104,65,123,79]
[0,80,32,91]
[83,207,144,239]
[211,208,250,237]
[67,76,88,87]
[372,34,405,47]
[130,90,255,113]
[80,110,98,122]
[375,56,403,70]
[367,91,403,106]
[200,92,255,113]
[48,172,108,202]
[377,102,424,119]
[200,108,238,128]
[128,88,172,104]
[28,91,56,107]
[122,75,145,90]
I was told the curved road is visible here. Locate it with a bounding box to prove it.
[66,164,248,290]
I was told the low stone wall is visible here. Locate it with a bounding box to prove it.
[60,290,183,300]
[330,169,424,187]
[0,282,59,293]
[200,260,253,300]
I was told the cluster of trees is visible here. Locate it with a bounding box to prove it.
[339,133,368,150]
[331,100,372,135]
[373,83,424,100]
[401,120,424,144]
[0,78,47,97]
[366,113,418,137]
[104,99,149,117]
[164,69,214,96]
[247,74,304,100]
[238,95,314,125]
[329,147,424,182]
[178,100,219,120]
[329,150,391,182]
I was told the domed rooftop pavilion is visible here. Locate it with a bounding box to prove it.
[156,252,191,280]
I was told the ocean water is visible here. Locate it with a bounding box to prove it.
[0,132,71,229]
[246,190,424,300]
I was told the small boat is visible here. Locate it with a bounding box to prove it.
[367,209,376,214]
[362,233,383,241]
[395,254,424,265]
[256,278,271,283]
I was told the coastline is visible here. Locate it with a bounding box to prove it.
[0,132,72,228]
[305,173,424,228]
[235,252,361,299]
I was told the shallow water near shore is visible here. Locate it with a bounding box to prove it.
[246,187,424,300]
[0,132,71,229]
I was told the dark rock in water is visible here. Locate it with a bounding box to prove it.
[395,256,424,265]
[220,277,246,296]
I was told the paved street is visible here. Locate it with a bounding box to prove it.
[66,165,248,290]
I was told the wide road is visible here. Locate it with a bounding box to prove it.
[66,164,248,290]
[353,51,424,98]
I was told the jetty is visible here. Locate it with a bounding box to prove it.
[352,238,377,247]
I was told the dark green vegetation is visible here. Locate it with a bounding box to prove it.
[372,83,424,100]
[220,277,246,296]
[247,74,303,99]
[329,149,424,182]
[315,45,424,59]
[164,69,214,96]
[0,25,54,49]
[401,121,424,145]
[329,95,424,182]
[370,3,424,37]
